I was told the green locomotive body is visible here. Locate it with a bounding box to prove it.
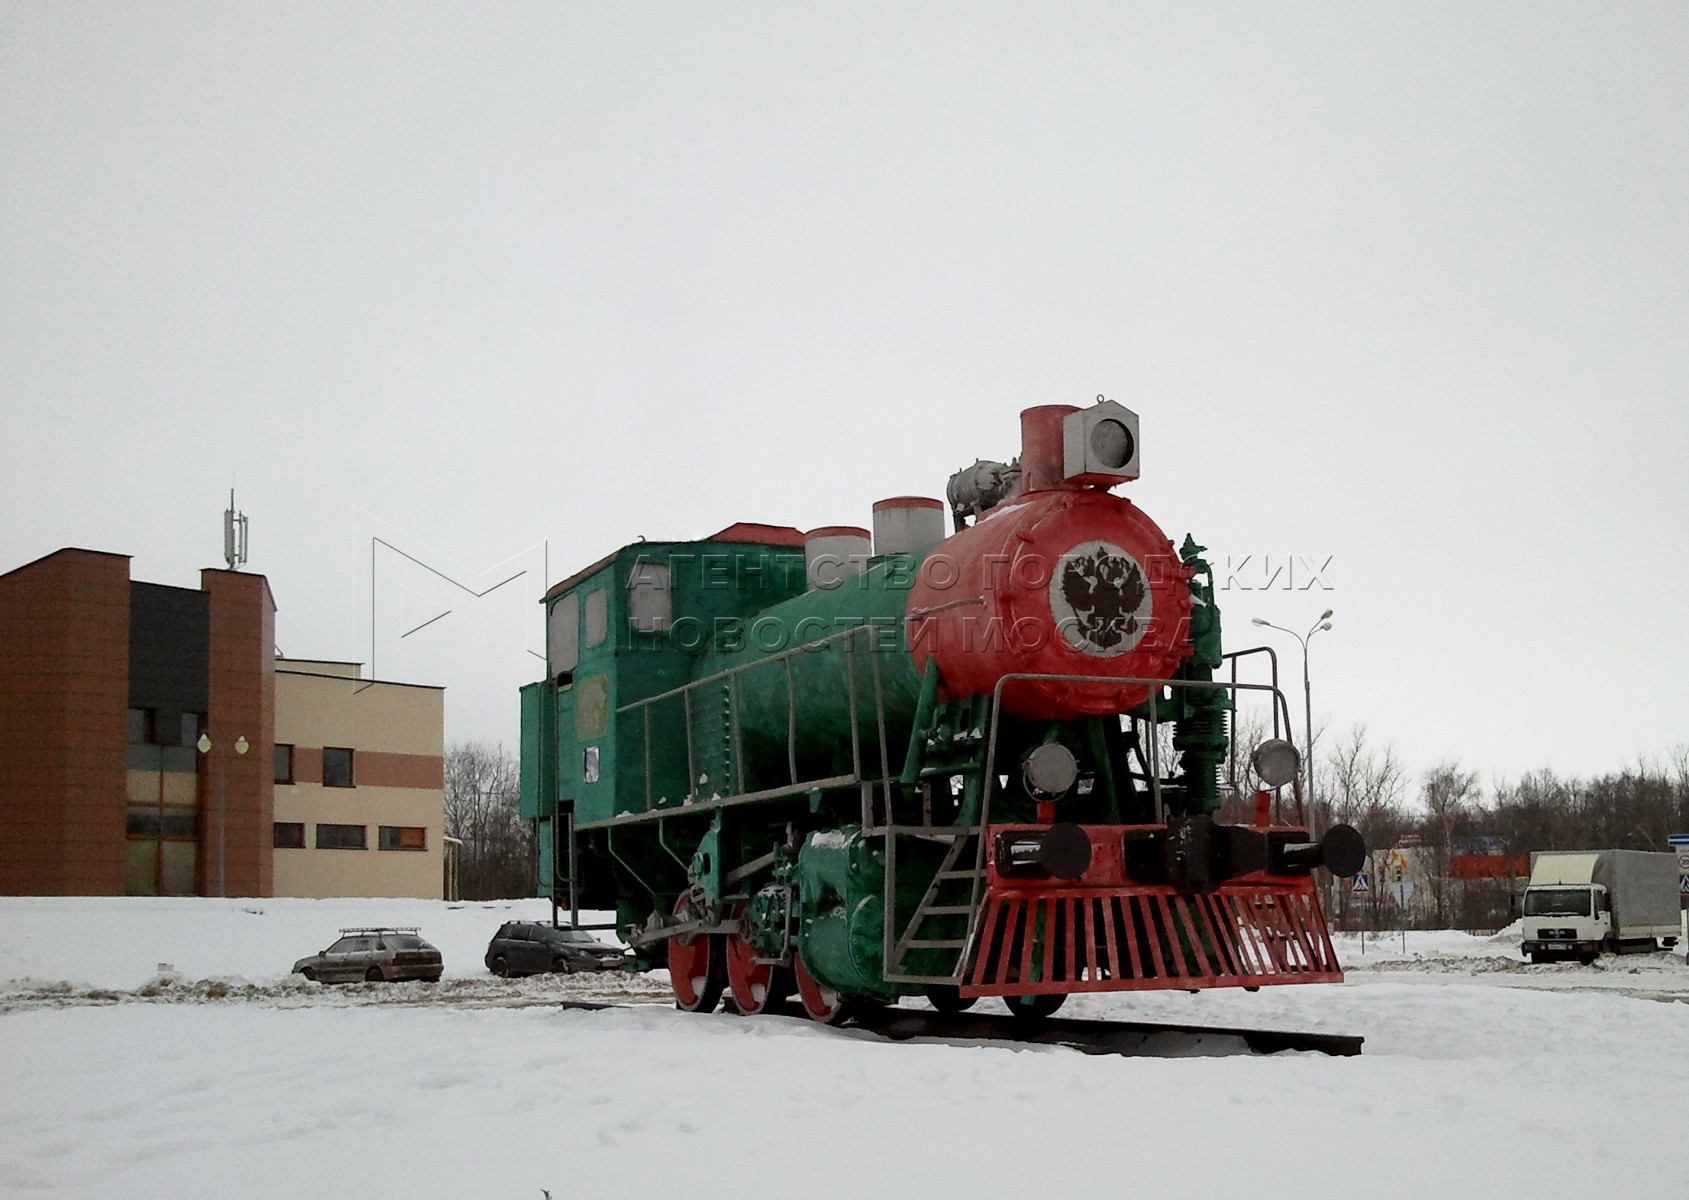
[521,401,1362,1021]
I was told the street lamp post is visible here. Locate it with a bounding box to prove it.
[197,731,250,897]
[1250,610,1333,826]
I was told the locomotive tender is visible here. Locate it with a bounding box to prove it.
[519,399,1363,1021]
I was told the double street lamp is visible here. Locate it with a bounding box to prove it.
[196,731,249,897]
[1250,610,1333,824]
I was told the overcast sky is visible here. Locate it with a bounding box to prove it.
[4,3,1686,791]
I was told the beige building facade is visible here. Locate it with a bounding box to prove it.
[271,659,445,899]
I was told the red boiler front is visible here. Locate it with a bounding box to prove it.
[906,488,1194,719]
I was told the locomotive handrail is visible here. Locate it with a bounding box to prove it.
[880,671,1297,987]
[844,633,863,804]
[948,673,1298,986]
[1222,645,1300,816]
[601,621,899,832]
[578,772,866,832]
[614,621,893,714]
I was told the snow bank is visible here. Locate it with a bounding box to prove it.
[4,982,1689,1199]
[2,898,1688,1199]
[0,896,616,990]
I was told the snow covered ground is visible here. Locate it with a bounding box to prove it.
[1,898,1686,1199]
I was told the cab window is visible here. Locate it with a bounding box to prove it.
[629,561,671,631]
[549,594,580,678]
[585,589,608,647]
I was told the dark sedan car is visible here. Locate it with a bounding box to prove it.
[485,922,623,977]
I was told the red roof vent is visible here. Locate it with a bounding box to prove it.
[706,522,805,548]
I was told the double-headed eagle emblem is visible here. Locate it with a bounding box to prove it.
[1058,545,1147,652]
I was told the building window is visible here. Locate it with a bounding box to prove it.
[378,825,427,851]
[315,823,366,850]
[323,747,355,788]
[127,808,197,839]
[273,821,306,849]
[128,710,204,749]
[274,743,295,784]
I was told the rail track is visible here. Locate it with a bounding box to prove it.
[0,976,1363,1053]
[554,999,1364,1057]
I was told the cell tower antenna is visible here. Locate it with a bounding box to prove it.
[223,488,249,571]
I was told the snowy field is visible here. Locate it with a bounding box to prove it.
[1,898,1686,1199]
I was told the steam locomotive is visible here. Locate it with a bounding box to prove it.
[519,398,1363,1021]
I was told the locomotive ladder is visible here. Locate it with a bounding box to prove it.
[882,824,986,985]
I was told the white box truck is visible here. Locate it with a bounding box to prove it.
[1520,850,1681,964]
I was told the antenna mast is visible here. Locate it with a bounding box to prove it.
[223,489,249,571]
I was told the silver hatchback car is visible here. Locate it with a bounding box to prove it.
[292,927,444,984]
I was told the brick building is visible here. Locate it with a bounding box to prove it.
[0,549,275,896]
[0,548,442,899]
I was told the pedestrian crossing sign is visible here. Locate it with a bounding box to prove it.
[1352,872,1370,893]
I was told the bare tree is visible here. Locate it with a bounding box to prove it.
[1324,726,1407,829]
[444,741,535,900]
[1488,768,1576,855]
[1420,761,1480,927]
[1320,725,1409,927]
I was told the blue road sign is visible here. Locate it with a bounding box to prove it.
[1352,872,1371,893]
[1669,833,1689,846]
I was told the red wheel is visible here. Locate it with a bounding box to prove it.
[793,952,851,1025]
[667,894,725,1013]
[725,903,790,1015]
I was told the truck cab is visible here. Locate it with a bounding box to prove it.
[1521,883,1608,965]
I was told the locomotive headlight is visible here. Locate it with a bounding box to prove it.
[1249,738,1301,789]
[1061,397,1140,482]
[1089,418,1135,471]
[1021,743,1079,800]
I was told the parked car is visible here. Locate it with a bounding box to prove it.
[292,927,444,984]
[485,921,623,977]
